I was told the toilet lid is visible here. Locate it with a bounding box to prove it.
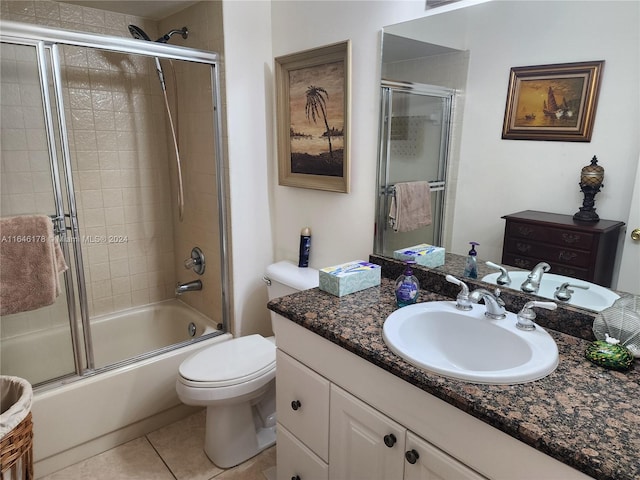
[179,334,275,386]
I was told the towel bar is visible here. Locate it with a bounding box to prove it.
[48,214,70,236]
[381,180,445,196]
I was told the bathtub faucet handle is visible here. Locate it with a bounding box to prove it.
[184,247,205,275]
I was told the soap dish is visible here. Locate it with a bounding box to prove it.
[585,334,634,371]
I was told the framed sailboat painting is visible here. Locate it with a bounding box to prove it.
[502,61,604,141]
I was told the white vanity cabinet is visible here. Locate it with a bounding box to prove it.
[273,313,592,480]
[276,349,485,480]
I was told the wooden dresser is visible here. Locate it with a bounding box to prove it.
[501,210,625,287]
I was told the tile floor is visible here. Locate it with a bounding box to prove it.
[40,410,276,480]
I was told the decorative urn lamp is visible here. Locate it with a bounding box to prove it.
[573,155,604,222]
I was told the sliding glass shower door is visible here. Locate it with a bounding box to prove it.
[375,81,454,257]
[1,21,228,389]
[0,41,80,384]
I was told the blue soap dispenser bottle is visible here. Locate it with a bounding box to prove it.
[463,241,479,279]
[395,261,419,307]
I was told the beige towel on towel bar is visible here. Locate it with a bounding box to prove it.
[0,215,68,316]
[389,181,432,233]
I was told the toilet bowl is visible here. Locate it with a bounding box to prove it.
[175,261,318,468]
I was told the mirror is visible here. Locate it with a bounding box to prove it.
[376,0,639,312]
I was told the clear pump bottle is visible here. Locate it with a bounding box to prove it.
[395,261,420,307]
[463,241,479,279]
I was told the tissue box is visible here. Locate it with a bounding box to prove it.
[393,243,445,268]
[319,260,381,297]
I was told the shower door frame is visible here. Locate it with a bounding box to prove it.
[375,79,455,255]
[0,20,231,382]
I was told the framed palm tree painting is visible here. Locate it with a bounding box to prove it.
[275,41,351,193]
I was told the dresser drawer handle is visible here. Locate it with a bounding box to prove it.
[562,233,582,244]
[517,226,534,237]
[516,242,532,253]
[383,433,397,448]
[405,449,420,464]
[291,400,301,411]
[291,476,301,480]
[558,251,578,262]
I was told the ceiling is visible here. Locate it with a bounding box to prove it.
[56,1,199,20]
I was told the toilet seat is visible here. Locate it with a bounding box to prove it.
[178,334,275,388]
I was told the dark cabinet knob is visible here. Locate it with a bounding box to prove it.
[383,433,397,448]
[405,449,420,464]
[291,400,301,411]
[291,476,301,480]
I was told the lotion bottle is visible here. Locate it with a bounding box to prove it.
[395,261,419,307]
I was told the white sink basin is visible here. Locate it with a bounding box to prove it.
[482,271,619,312]
[382,301,558,384]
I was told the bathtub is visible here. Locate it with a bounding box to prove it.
[30,299,231,478]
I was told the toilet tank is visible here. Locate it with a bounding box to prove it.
[265,261,319,300]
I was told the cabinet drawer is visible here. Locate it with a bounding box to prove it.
[547,227,594,249]
[276,349,330,461]
[504,238,591,268]
[277,424,328,480]
[505,221,549,242]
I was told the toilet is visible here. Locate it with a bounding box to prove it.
[175,261,318,468]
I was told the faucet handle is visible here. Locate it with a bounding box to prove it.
[554,282,589,302]
[486,261,511,286]
[445,275,472,311]
[184,247,205,275]
[516,301,557,331]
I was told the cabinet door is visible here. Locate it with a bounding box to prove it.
[404,431,487,480]
[277,424,328,480]
[329,384,406,480]
[276,350,330,461]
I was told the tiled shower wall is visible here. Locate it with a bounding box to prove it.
[0,1,223,340]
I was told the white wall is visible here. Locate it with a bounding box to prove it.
[222,1,275,336]
[223,0,428,335]
[225,0,639,335]
[270,1,427,270]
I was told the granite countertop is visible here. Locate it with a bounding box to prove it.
[267,278,640,480]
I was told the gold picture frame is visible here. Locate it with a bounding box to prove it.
[275,41,351,193]
[502,61,604,142]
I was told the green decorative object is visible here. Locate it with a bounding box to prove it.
[585,334,634,371]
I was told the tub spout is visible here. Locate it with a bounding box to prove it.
[175,280,202,295]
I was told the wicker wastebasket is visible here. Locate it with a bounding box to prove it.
[0,376,33,480]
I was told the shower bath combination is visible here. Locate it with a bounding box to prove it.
[128,24,189,222]
[1,18,230,474]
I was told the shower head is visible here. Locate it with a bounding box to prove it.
[128,24,188,44]
[128,24,151,41]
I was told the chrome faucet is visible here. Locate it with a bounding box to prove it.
[469,288,506,319]
[175,280,202,295]
[520,262,551,294]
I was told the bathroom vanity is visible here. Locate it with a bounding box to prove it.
[268,278,640,480]
[501,211,625,287]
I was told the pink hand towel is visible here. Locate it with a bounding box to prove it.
[389,181,432,233]
[0,215,68,315]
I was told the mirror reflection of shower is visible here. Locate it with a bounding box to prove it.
[128,24,189,222]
